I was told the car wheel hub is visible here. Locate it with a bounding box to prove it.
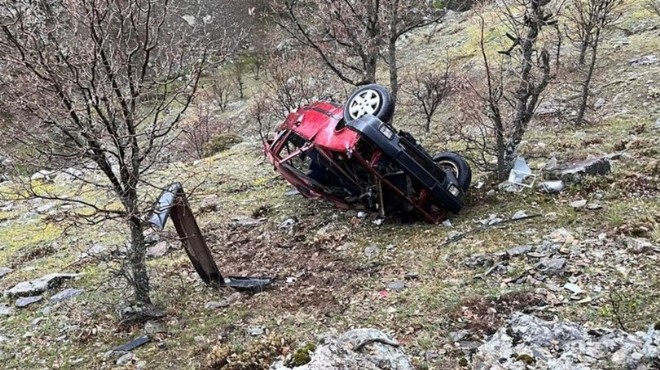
[348,89,380,119]
[437,160,460,178]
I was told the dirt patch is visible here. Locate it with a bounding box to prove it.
[204,215,362,316]
[448,291,547,337]
[13,244,57,267]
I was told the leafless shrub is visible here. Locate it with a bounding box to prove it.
[403,59,452,133]
[211,77,232,112]
[564,0,622,125]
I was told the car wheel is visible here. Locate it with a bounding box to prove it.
[433,152,472,191]
[343,84,395,123]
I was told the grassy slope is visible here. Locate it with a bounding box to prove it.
[0,1,658,369]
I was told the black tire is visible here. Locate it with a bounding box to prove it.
[343,84,395,123]
[433,152,472,191]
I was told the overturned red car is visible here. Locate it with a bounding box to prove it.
[264,84,471,223]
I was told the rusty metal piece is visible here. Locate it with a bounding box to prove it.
[148,183,272,292]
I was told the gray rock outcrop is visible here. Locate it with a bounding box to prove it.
[474,312,659,369]
[271,328,413,370]
[5,273,81,297]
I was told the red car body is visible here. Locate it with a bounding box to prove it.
[265,101,466,223]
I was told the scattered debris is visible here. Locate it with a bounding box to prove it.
[271,328,413,370]
[441,214,541,247]
[507,157,536,188]
[537,180,564,193]
[113,335,151,353]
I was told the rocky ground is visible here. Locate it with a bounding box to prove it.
[1,0,659,369]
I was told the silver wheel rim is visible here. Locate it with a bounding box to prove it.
[348,89,381,119]
[436,160,460,178]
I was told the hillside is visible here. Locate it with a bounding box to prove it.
[0,0,659,369]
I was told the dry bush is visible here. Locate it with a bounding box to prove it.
[402,58,452,133]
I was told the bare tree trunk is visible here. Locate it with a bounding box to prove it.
[129,215,151,305]
[388,37,399,103]
[575,27,601,125]
[578,38,589,65]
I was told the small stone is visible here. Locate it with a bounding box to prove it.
[205,300,230,310]
[594,97,605,109]
[564,283,584,294]
[586,202,603,210]
[364,245,380,258]
[278,218,296,230]
[144,321,167,334]
[247,326,265,336]
[548,157,611,184]
[0,305,13,316]
[0,267,12,278]
[654,117,660,130]
[450,330,470,342]
[508,245,532,257]
[570,199,587,209]
[116,352,133,366]
[486,189,496,198]
[442,219,452,227]
[387,281,405,291]
[199,195,220,212]
[511,210,528,220]
[544,157,558,171]
[50,288,84,303]
[539,257,566,272]
[357,211,367,218]
[16,295,43,308]
[146,241,169,258]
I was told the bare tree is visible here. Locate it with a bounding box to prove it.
[565,0,622,125]
[455,1,558,180]
[0,0,234,308]
[211,77,231,112]
[403,59,451,133]
[272,0,443,102]
[263,50,340,114]
[384,0,444,102]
